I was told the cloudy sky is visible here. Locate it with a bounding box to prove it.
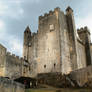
[0,0,92,57]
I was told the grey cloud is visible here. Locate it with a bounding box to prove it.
[0,0,92,56]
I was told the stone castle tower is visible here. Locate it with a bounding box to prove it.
[23,7,92,76]
[23,26,31,60]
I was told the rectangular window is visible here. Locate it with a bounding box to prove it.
[50,24,54,32]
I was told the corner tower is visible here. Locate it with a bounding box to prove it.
[66,7,78,70]
[37,7,73,74]
[23,26,31,60]
[37,8,62,73]
[77,27,91,66]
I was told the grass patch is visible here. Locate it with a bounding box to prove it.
[25,88,56,92]
[25,88,92,92]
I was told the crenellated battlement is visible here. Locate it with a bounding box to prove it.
[39,11,54,20]
[32,32,37,36]
[77,26,90,35]
[16,56,19,59]
[7,52,12,55]
[6,51,24,61]
[39,7,60,21]
[20,57,24,61]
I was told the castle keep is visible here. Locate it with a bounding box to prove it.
[23,7,92,76]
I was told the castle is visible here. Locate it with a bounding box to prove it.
[0,6,92,83]
[23,6,92,77]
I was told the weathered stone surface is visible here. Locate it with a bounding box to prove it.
[23,6,92,77]
[0,77,25,92]
[69,65,92,87]
[0,44,6,77]
[77,40,86,69]
[77,27,92,66]
[0,6,92,90]
[0,44,30,79]
[5,53,22,79]
[37,73,76,88]
[90,44,92,64]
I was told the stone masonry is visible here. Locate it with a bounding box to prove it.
[0,6,92,88]
[0,77,25,92]
[0,44,30,79]
[23,6,92,77]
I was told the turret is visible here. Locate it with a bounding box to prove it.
[77,26,91,43]
[38,7,60,27]
[77,26,91,66]
[23,26,31,60]
[66,6,78,70]
[24,26,31,45]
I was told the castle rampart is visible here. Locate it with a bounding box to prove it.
[0,43,31,79]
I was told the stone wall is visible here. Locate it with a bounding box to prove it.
[0,44,6,77]
[0,44,27,79]
[23,7,91,76]
[77,40,86,69]
[22,60,31,77]
[23,26,31,60]
[28,33,38,77]
[5,52,23,79]
[27,7,76,75]
[90,44,92,64]
[69,65,92,87]
[77,27,92,66]
[0,43,32,79]
[66,7,78,71]
[37,73,75,88]
[0,77,25,92]
[37,8,61,74]
[59,9,72,74]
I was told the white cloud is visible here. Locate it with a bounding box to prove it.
[14,0,23,5]
[75,14,92,41]
[0,20,6,41]
[0,0,42,19]
[0,1,9,15]
[9,8,24,19]
[0,32,23,56]
[29,0,42,3]
[19,8,24,15]
[0,0,24,56]
[0,20,4,29]
[0,0,24,19]
[76,14,92,30]
[7,36,23,56]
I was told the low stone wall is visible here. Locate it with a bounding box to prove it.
[0,77,25,92]
[69,65,92,87]
[37,73,75,88]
